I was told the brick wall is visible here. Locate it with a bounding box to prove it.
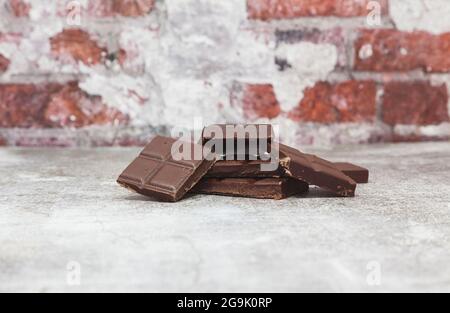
[0,0,449,147]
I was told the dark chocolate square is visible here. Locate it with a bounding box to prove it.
[118,136,216,202]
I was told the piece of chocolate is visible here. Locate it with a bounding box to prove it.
[202,124,273,159]
[279,144,357,197]
[206,159,369,185]
[334,162,369,184]
[202,124,273,143]
[206,159,285,178]
[192,177,309,200]
[117,136,216,202]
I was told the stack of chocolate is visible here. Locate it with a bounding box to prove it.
[117,124,369,202]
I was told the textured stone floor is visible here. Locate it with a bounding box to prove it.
[1,143,450,292]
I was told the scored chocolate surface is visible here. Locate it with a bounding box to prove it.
[279,144,357,197]
[334,162,369,184]
[192,177,309,200]
[117,136,216,202]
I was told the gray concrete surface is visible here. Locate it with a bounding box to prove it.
[1,143,450,293]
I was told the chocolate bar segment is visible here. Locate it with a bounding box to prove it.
[279,144,357,197]
[334,162,369,184]
[202,124,273,159]
[206,159,285,178]
[117,136,216,202]
[192,177,309,200]
[208,159,369,185]
[202,124,273,142]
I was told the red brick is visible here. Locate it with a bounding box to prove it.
[0,82,127,128]
[87,0,155,17]
[50,29,106,65]
[8,0,30,17]
[0,54,10,72]
[289,80,377,123]
[0,84,55,128]
[0,136,6,146]
[115,0,155,16]
[45,82,128,128]
[354,29,450,73]
[238,84,281,120]
[382,81,449,126]
[248,0,387,20]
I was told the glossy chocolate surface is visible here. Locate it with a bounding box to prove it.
[117,136,216,202]
[334,162,369,184]
[279,144,357,197]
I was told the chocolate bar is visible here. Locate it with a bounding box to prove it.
[207,158,369,185]
[206,159,285,178]
[202,124,273,159]
[117,136,216,202]
[192,177,309,200]
[334,162,369,184]
[279,144,357,197]
[117,124,368,202]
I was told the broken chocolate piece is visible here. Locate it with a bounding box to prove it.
[192,177,309,200]
[206,159,285,178]
[279,144,357,197]
[202,124,273,159]
[202,124,273,143]
[334,162,369,184]
[117,136,216,202]
[206,158,369,185]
